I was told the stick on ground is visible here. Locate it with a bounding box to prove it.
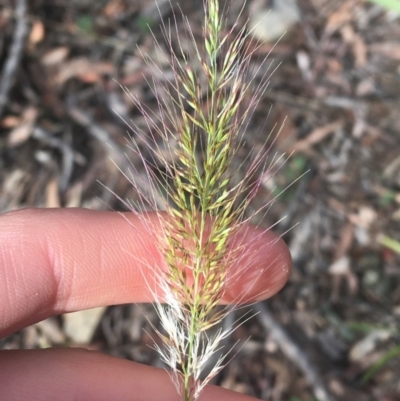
[255,302,335,401]
[0,0,29,119]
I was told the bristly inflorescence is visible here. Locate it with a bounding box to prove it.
[112,1,287,400]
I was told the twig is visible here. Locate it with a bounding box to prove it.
[0,0,29,119]
[33,126,85,192]
[67,106,116,149]
[292,120,344,152]
[67,105,167,209]
[254,302,335,401]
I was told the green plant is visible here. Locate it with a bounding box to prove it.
[366,0,400,13]
[362,344,400,384]
[76,15,94,35]
[377,234,400,254]
[136,15,155,33]
[113,1,286,400]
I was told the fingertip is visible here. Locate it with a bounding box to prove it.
[224,226,291,303]
[0,208,290,338]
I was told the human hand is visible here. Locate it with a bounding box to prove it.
[0,207,291,401]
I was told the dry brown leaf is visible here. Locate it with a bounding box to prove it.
[327,58,343,74]
[292,120,343,152]
[65,182,83,208]
[63,307,106,344]
[369,42,400,60]
[103,0,126,18]
[2,169,28,207]
[325,0,359,34]
[249,0,300,43]
[8,124,32,146]
[1,115,21,128]
[273,107,297,152]
[0,168,28,213]
[340,24,367,68]
[330,257,358,298]
[7,107,38,146]
[349,330,391,362]
[352,33,367,68]
[42,47,70,66]
[348,206,377,228]
[330,222,359,299]
[46,178,61,208]
[35,318,65,344]
[29,20,45,45]
[55,58,114,85]
[78,71,106,83]
[334,222,355,260]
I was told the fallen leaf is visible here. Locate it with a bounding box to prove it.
[46,178,61,208]
[340,24,367,68]
[29,19,45,45]
[55,58,114,85]
[63,307,106,344]
[325,0,359,34]
[369,42,400,60]
[8,107,38,146]
[103,0,126,18]
[349,330,392,362]
[1,115,21,128]
[42,46,70,66]
[249,0,300,42]
[292,120,343,152]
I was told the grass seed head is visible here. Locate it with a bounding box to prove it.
[114,1,287,400]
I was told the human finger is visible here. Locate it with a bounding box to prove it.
[0,208,291,337]
[0,348,262,401]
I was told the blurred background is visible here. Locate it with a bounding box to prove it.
[0,0,400,400]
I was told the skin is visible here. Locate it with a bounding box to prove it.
[0,208,291,401]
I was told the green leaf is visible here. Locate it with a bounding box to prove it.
[377,234,400,254]
[77,15,94,35]
[366,0,400,13]
[136,16,155,33]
